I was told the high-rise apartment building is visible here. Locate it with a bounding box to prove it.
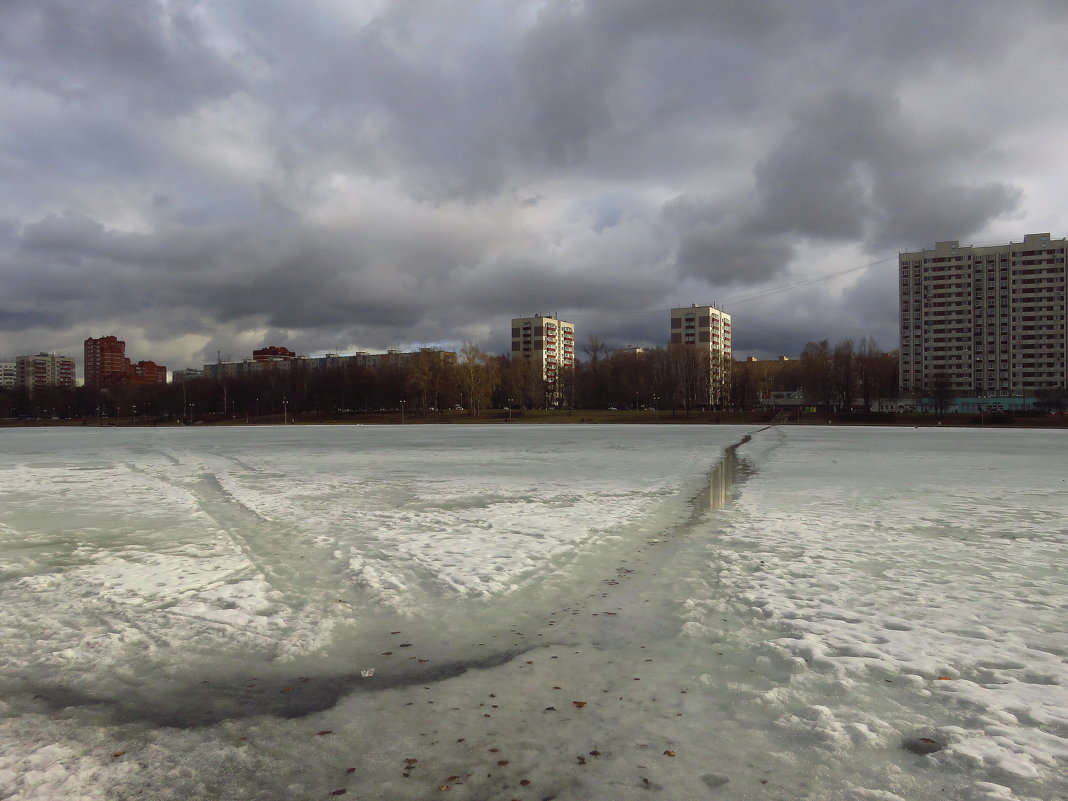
[84,335,167,386]
[84,335,130,386]
[16,353,76,391]
[510,314,575,406]
[669,305,732,405]
[0,361,15,389]
[899,233,1067,396]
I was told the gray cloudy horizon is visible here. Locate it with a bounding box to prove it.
[2,0,1066,371]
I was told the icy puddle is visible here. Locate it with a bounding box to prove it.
[0,425,1065,800]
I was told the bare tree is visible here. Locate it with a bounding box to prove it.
[407,351,434,416]
[667,344,709,417]
[831,339,856,412]
[458,342,499,417]
[501,355,531,409]
[855,337,898,411]
[648,348,673,413]
[583,335,608,363]
[800,340,835,411]
[406,350,454,416]
[924,372,954,417]
[730,363,757,410]
[580,335,610,408]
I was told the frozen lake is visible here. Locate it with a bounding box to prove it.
[0,424,1065,800]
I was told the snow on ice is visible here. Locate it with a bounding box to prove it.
[0,424,1065,800]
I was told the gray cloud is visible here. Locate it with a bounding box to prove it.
[662,193,797,285]
[751,92,880,241]
[754,88,1025,249]
[0,0,238,114]
[1,0,1065,367]
[665,85,1023,292]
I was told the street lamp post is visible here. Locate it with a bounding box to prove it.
[283,398,289,424]
[652,394,659,422]
[400,399,406,424]
[508,397,513,422]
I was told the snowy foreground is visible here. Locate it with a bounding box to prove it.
[0,425,1065,801]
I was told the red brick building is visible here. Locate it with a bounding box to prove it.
[129,360,168,385]
[84,335,130,386]
[84,335,167,386]
[253,345,298,361]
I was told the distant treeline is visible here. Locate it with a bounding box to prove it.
[0,339,901,421]
[759,338,901,412]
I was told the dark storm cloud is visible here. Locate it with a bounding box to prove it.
[752,93,879,241]
[1,0,1064,366]
[0,0,238,114]
[661,193,796,285]
[752,90,1022,250]
[837,267,899,345]
[6,214,418,334]
[874,181,1023,253]
[664,86,1022,294]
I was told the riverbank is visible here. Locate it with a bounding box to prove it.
[4,408,1068,428]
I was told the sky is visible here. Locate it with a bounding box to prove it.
[2,0,1068,371]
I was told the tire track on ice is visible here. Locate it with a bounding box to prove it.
[121,450,349,609]
[21,433,760,731]
[129,448,442,615]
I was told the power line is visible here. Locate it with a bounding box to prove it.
[571,254,895,321]
[719,255,896,306]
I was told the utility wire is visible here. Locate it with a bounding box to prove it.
[719,255,896,306]
[574,254,895,321]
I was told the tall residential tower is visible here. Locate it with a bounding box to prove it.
[510,314,575,406]
[84,335,130,386]
[898,233,1067,396]
[669,305,732,406]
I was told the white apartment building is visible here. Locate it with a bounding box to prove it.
[899,233,1067,396]
[15,353,77,391]
[669,305,732,405]
[510,314,575,406]
[0,361,15,389]
[170,368,204,383]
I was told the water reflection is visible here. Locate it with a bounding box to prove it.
[700,433,752,511]
[708,445,737,509]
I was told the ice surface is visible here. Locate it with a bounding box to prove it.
[0,424,1065,800]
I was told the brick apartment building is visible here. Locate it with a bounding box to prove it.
[84,335,167,386]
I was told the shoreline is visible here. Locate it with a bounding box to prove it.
[3,409,1067,430]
